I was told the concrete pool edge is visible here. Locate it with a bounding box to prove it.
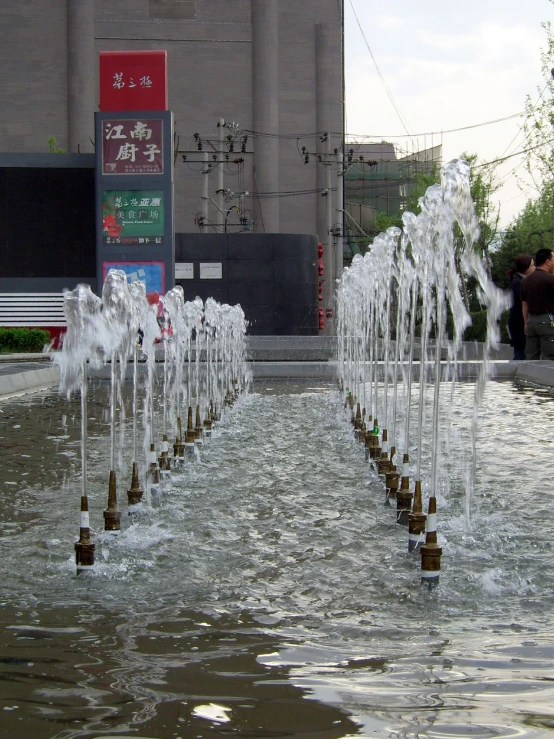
[2,355,554,398]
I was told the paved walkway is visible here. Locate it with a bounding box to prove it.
[0,358,60,398]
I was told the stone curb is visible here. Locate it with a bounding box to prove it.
[1,356,554,399]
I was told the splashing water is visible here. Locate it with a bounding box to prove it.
[336,159,509,528]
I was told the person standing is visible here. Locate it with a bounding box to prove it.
[508,254,535,360]
[521,248,554,360]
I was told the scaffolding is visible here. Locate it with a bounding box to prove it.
[342,142,442,256]
[345,144,442,213]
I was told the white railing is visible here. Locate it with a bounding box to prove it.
[0,293,66,327]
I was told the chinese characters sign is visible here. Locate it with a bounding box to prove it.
[100,50,168,111]
[102,190,165,245]
[102,119,163,175]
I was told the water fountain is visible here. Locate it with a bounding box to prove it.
[3,160,554,738]
[336,160,509,585]
[54,272,250,573]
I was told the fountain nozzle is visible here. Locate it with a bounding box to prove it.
[396,453,413,525]
[103,470,121,532]
[127,462,144,508]
[75,495,95,573]
[420,495,442,587]
[408,480,426,552]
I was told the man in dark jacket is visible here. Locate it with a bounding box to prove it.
[521,248,554,360]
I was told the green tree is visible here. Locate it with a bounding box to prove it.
[491,184,553,288]
[523,21,554,184]
[520,20,554,252]
[372,153,500,310]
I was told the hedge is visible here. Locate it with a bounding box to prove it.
[0,327,51,353]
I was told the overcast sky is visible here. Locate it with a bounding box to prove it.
[344,0,553,227]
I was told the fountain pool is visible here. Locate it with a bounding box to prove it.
[1,377,554,739]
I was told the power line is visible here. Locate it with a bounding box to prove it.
[242,111,525,143]
[472,138,554,169]
[345,112,524,140]
[347,0,413,138]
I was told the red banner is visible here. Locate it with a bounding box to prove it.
[100,51,168,111]
[101,119,164,175]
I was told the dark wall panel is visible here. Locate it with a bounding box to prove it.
[228,233,274,261]
[0,167,96,279]
[228,281,273,305]
[176,233,229,261]
[176,280,229,304]
[0,164,319,335]
[176,233,318,335]
[228,259,273,282]
[273,259,318,284]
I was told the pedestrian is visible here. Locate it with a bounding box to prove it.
[508,254,535,360]
[520,248,554,360]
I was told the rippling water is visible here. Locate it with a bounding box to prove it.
[1,378,554,738]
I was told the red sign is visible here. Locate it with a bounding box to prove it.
[102,119,164,175]
[100,51,168,111]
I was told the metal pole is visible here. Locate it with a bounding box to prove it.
[201,151,209,231]
[336,150,344,281]
[217,118,225,230]
[81,362,88,498]
[325,135,334,309]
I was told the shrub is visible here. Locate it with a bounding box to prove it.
[460,309,511,344]
[463,310,487,342]
[0,327,51,353]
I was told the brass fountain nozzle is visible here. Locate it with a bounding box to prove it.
[75,495,95,573]
[396,454,413,526]
[174,417,185,460]
[127,461,144,507]
[103,470,121,532]
[158,433,171,472]
[147,442,160,495]
[420,495,442,587]
[408,480,426,553]
[194,405,204,443]
[377,428,391,475]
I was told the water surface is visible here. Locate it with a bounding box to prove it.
[1,379,553,738]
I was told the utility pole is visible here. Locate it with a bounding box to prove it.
[201,151,209,231]
[177,123,251,233]
[216,118,225,230]
[336,149,344,280]
[325,133,333,299]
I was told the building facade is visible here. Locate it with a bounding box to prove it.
[0,0,343,244]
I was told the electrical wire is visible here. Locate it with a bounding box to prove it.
[472,138,554,169]
[242,110,525,143]
[347,0,413,138]
[345,112,524,140]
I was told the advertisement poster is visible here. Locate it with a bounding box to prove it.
[103,261,165,295]
[102,190,164,245]
[102,119,163,175]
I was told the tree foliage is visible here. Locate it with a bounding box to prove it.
[523,21,554,185]
[492,20,554,290]
[491,185,553,288]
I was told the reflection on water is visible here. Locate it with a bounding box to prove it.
[1,379,554,738]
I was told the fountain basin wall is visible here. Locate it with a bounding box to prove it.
[2,354,554,396]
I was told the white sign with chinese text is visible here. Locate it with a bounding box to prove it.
[175,262,194,280]
[200,262,223,280]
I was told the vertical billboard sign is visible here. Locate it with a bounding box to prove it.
[101,118,164,175]
[99,50,168,111]
[95,51,174,296]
